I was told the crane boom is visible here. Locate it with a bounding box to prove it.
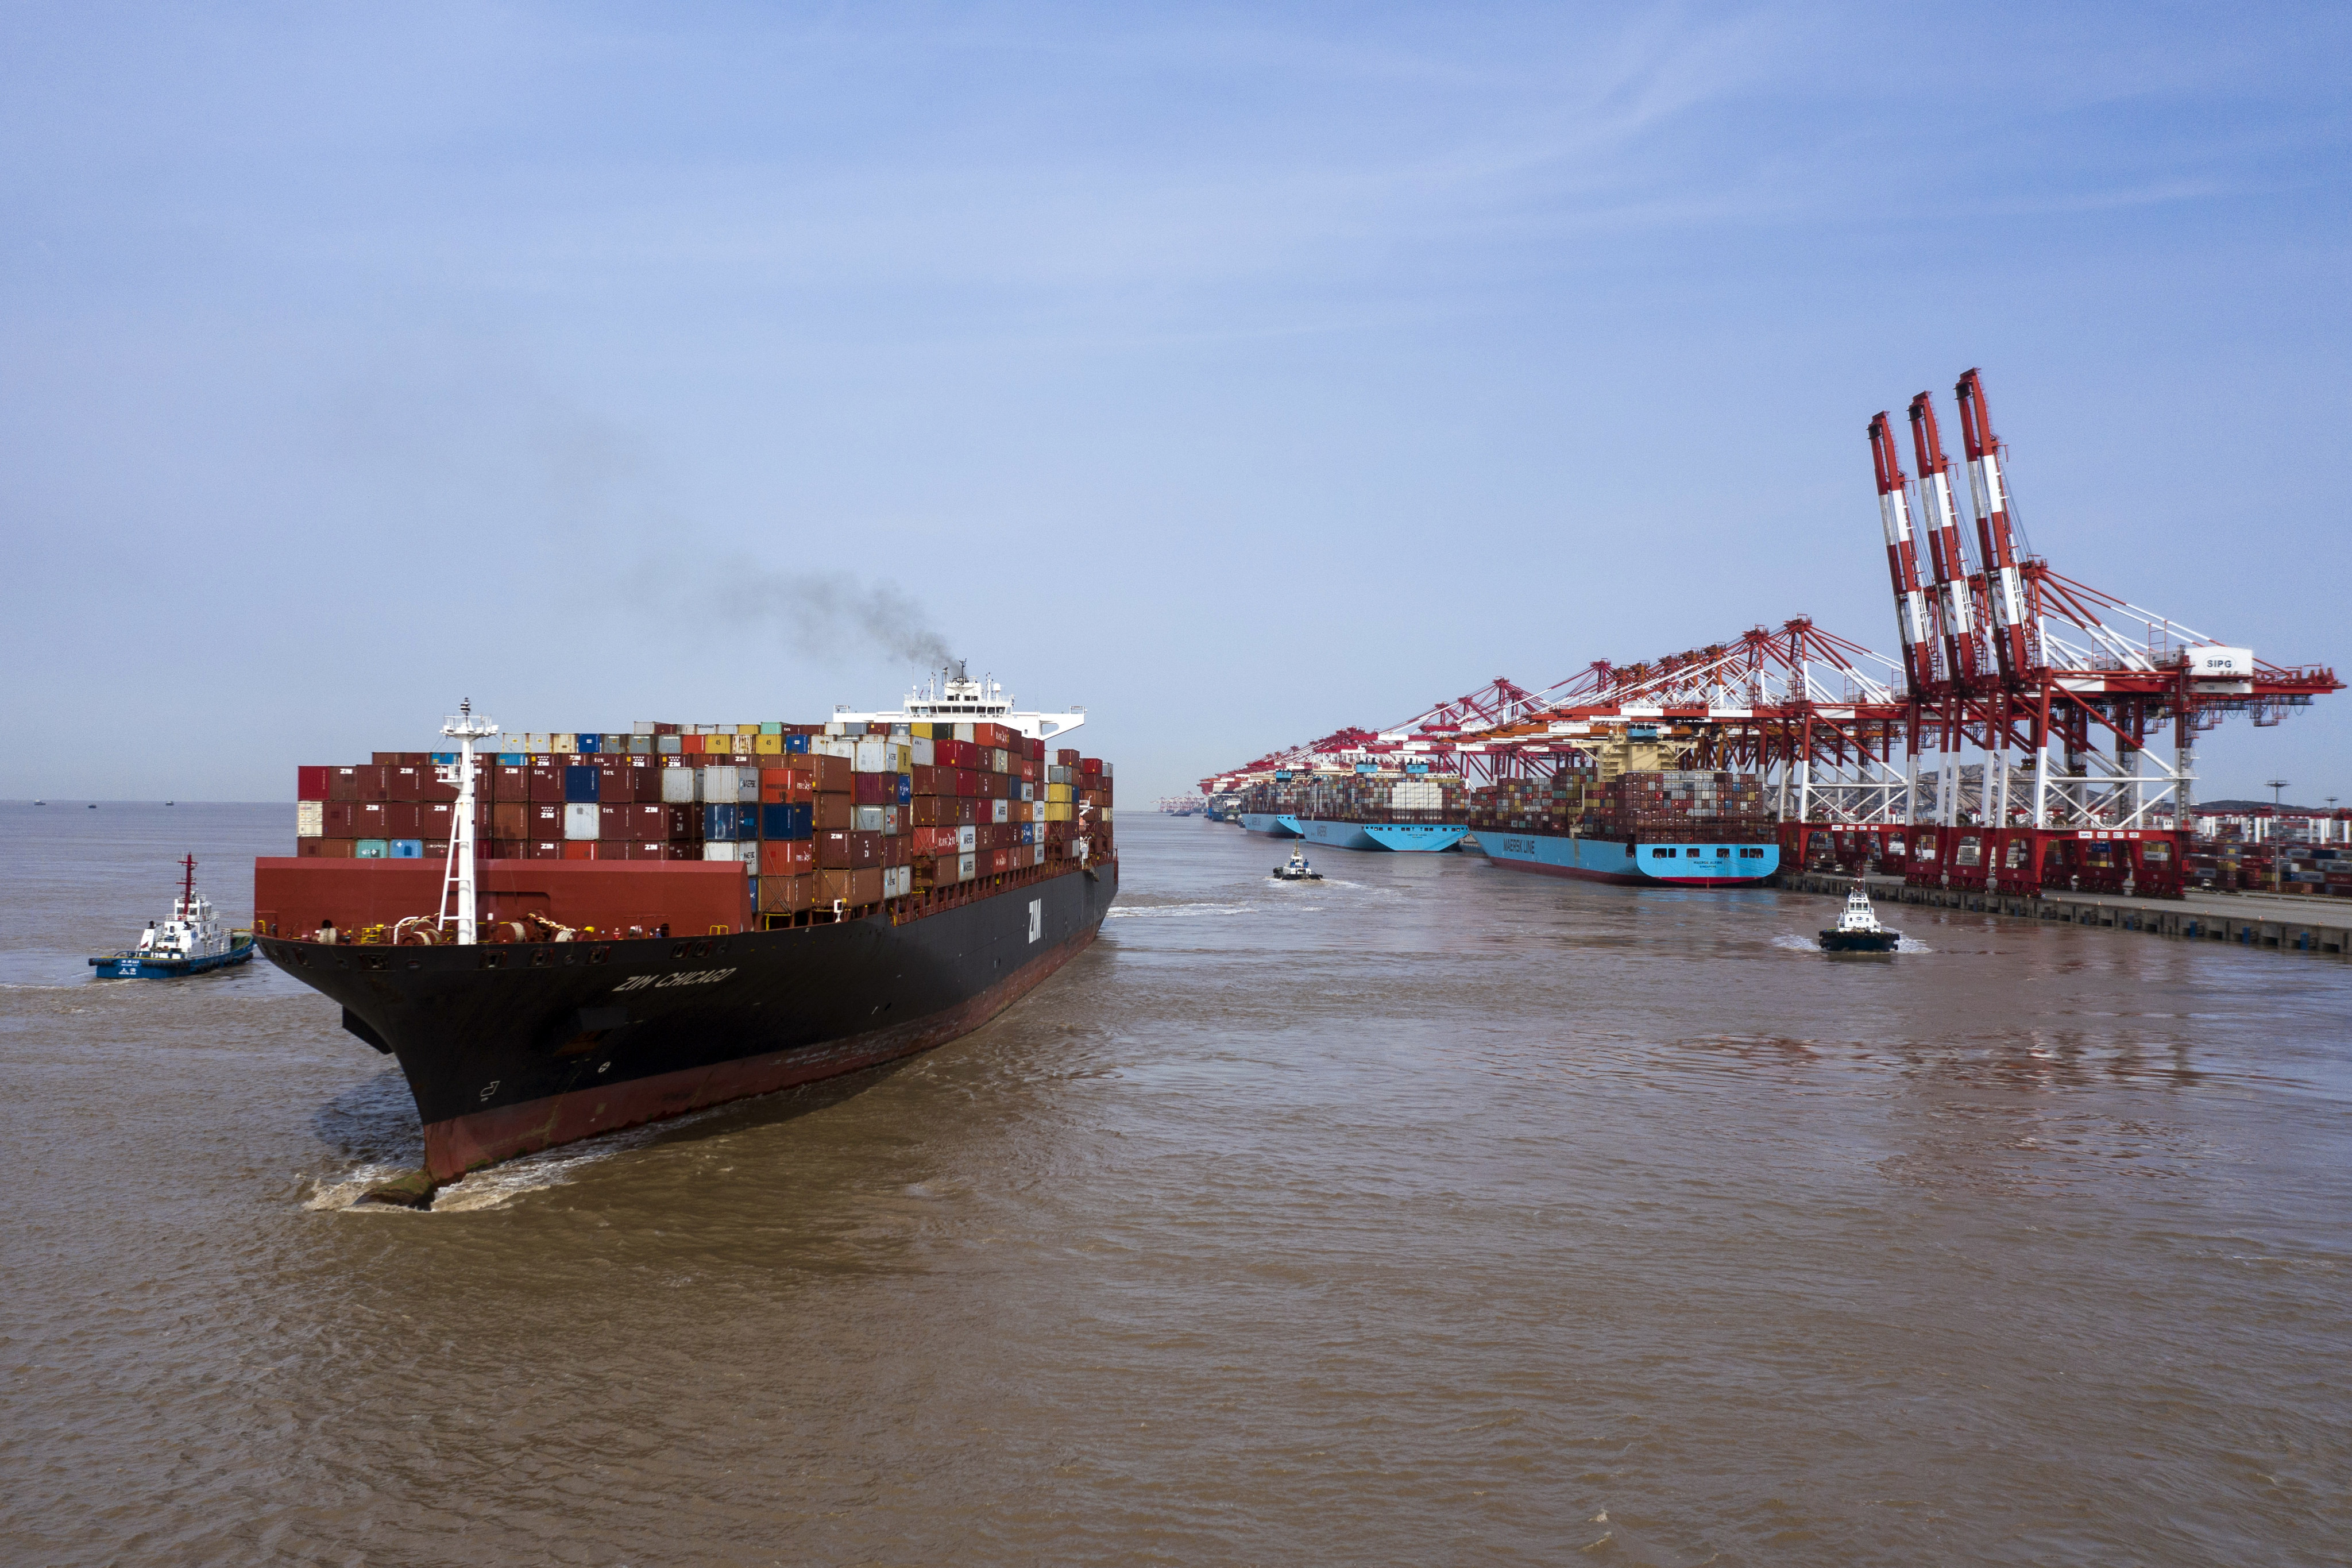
[1868,412,1937,696]
[1953,366,2034,682]
[1906,391,1984,688]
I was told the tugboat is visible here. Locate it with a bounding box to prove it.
[1818,879,1901,953]
[1271,845,1324,882]
[88,856,256,979]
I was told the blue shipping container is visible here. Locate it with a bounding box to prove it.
[497,753,525,765]
[390,839,424,858]
[354,839,388,858]
[784,733,810,754]
[577,733,602,754]
[565,764,600,803]
[759,802,813,841]
[703,804,754,841]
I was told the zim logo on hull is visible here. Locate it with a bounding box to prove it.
[611,967,736,994]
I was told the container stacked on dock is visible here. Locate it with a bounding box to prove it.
[291,721,1114,928]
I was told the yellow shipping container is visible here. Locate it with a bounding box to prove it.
[753,733,782,754]
[1044,801,1074,822]
[1046,782,1075,803]
[737,724,759,736]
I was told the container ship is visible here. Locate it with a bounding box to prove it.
[1468,766,1778,888]
[253,667,1117,1199]
[1234,768,1468,849]
[1285,767,1469,852]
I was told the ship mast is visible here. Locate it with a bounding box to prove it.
[437,699,500,945]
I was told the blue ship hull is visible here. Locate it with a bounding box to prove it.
[1470,831,1778,887]
[88,937,257,979]
[1292,817,1469,852]
[1240,813,1303,837]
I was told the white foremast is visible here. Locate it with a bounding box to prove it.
[437,699,500,946]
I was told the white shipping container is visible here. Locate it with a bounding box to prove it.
[563,802,600,841]
[1019,782,1036,802]
[884,866,912,898]
[952,723,975,743]
[702,841,748,863]
[990,799,1010,824]
[552,733,577,754]
[956,824,976,852]
[910,737,935,766]
[853,805,887,832]
[956,852,977,881]
[296,801,324,838]
[1100,807,1115,822]
[701,765,756,804]
[661,768,700,804]
[853,739,885,773]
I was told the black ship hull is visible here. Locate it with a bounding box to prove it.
[259,860,1118,1186]
[1818,928,1900,952]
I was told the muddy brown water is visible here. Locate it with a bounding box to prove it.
[3,802,2348,1565]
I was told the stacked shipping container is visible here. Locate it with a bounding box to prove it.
[292,720,1115,927]
[1468,767,1773,843]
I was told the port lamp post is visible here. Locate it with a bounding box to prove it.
[437,700,500,945]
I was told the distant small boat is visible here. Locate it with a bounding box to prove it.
[1819,880,1900,953]
[88,855,256,979]
[1272,845,1324,882]
[87,803,97,809]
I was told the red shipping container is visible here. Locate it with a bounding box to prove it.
[598,802,632,840]
[759,840,813,876]
[318,802,357,836]
[529,802,566,835]
[630,765,666,804]
[527,764,565,804]
[621,802,663,841]
[524,840,565,860]
[779,752,850,792]
[352,766,392,802]
[422,840,451,860]
[881,836,909,869]
[354,801,393,836]
[624,841,669,860]
[487,802,524,839]
[662,804,699,840]
[386,765,428,802]
[563,841,596,860]
[852,772,897,805]
[491,764,528,801]
[818,867,884,905]
[757,874,813,914]
[297,767,330,802]
[379,802,423,836]
[815,829,857,868]
[416,801,455,837]
[760,768,812,804]
[297,838,356,858]
[812,795,852,831]
[682,733,706,754]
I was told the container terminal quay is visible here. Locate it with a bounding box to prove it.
[1194,368,2345,945]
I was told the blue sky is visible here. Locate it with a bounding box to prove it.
[5,2,2347,804]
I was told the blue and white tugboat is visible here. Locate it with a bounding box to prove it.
[88,856,256,979]
[1818,879,1901,953]
[1271,845,1323,882]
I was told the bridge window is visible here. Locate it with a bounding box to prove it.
[1650,848,1673,859]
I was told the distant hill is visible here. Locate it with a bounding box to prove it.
[2196,799,2338,816]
